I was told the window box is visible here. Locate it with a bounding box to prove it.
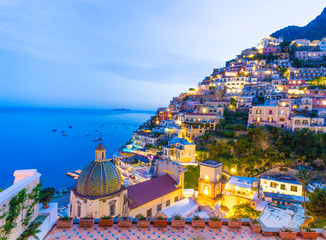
[249,219,261,233]
[79,217,94,228]
[99,219,113,227]
[191,219,206,228]
[154,218,168,227]
[228,219,242,228]
[171,219,185,228]
[137,219,151,227]
[118,217,132,227]
[208,220,222,228]
[57,217,73,228]
[300,229,318,239]
[278,229,296,240]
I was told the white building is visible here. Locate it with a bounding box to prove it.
[292,116,326,133]
[258,36,283,47]
[260,176,303,196]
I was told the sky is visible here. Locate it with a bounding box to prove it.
[0,0,325,110]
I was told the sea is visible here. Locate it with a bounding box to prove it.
[0,107,154,190]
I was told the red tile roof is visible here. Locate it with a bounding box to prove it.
[128,174,178,209]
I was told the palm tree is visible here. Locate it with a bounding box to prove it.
[296,169,311,225]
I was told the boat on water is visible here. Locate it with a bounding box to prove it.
[62,134,67,136]
[61,130,65,133]
[99,138,102,141]
[66,172,79,180]
[85,134,89,136]
[52,129,57,132]
[93,139,99,141]
[68,126,72,128]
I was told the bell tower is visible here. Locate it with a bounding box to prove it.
[197,160,223,208]
[95,143,106,161]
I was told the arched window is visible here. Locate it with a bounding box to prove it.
[302,120,308,125]
[77,204,81,218]
[203,185,209,195]
[109,201,116,216]
[294,120,301,125]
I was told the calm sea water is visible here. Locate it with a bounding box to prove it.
[0,108,154,189]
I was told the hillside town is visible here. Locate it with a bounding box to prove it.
[1,36,326,239]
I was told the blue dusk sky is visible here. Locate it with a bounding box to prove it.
[0,0,325,110]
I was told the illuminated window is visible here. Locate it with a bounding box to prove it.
[291,186,298,192]
[270,182,277,188]
[205,174,209,180]
[204,185,209,195]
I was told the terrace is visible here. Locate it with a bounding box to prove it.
[45,222,289,240]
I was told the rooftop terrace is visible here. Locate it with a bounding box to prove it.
[45,224,288,240]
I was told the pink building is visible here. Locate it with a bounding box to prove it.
[308,88,326,97]
[263,45,280,55]
[227,61,246,73]
[288,79,306,87]
[295,51,326,60]
[313,98,326,108]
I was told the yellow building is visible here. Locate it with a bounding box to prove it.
[197,160,223,208]
[163,137,196,164]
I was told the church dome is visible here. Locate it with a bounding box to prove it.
[76,144,122,198]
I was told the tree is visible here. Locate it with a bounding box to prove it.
[231,203,261,218]
[257,95,265,104]
[230,98,237,111]
[306,188,326,220]
[310,76,326,86]
[296,169,311,225]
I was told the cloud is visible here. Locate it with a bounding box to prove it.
[0,0,325,108]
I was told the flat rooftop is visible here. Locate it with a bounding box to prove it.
[45,224,283,240]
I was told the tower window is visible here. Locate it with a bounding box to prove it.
[110,202,116,216]
[102,152,104,159]
[204,185,209,195]
[77,204,81,218]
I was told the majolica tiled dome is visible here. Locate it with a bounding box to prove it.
[76,159,122,198]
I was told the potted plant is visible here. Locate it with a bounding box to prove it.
[249,219,261,233]
[279,228,297,240]
[171,213,185,228]
[39,187,55,209]
[118,216,132,227]
[228,218,241,228]
[99,216,113,227]
[191,215,205,228]
[136,215,150,227]
[154,216,168,227]
[299,226,318,239]
[208,216,222,228]
[79,216,94,228]
[56,216,73,228]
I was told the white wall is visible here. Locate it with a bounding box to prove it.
[0,169,41,240]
